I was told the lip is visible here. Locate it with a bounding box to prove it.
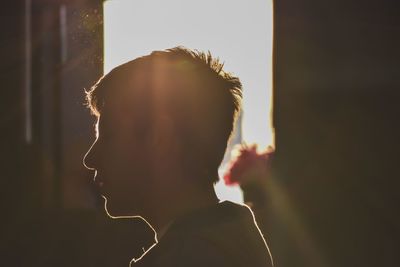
[96,180,104,189]
[95,181,107,197]
[95,177,104,188]
[93,172,106,194]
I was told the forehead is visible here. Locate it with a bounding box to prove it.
[96,71,153,135]
[95,56,201,134]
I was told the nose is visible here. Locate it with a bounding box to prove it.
[83,140,97,170]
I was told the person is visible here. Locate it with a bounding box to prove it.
[83,47,273,267]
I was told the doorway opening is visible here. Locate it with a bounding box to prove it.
[104,0,274,203]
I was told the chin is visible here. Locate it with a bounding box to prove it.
[103,196,139,219]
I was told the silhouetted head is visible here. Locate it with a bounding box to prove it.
[83,47,242,217]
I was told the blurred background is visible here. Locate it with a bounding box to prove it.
[1,0,399,266]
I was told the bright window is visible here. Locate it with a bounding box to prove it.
[104,0,274,203]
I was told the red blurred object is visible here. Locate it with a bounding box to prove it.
[223,144,274,186]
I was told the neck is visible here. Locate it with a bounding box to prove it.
[145,184,219,235]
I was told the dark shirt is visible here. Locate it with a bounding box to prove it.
[131,201,273,267]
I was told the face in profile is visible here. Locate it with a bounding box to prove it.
[83,105,154,217]
[83,62,183,218]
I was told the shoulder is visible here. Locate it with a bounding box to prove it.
[155,234,236,267]
[132,202,273,267]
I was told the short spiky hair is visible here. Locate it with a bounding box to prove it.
[86,46,242,184]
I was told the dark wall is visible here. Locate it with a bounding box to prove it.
[1,2,33,262]
[1,1,154,266]
[270,1,400,266]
